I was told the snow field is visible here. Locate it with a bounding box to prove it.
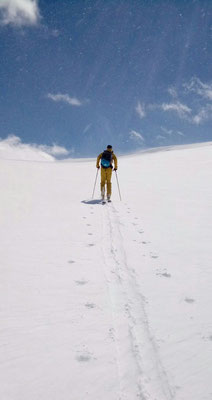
[1,143,212,399]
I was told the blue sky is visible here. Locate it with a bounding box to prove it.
[0,0,212,157]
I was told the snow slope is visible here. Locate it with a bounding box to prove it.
[1,143,212,400]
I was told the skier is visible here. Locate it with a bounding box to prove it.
[96,145,118,202]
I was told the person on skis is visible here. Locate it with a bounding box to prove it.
[96,145,118,202]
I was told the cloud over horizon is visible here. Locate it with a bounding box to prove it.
[0,135,70,161]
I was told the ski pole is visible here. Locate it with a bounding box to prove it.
[115,170,122,201]
[92,168,99,199]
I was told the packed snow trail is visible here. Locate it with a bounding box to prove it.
[101,202,175,400]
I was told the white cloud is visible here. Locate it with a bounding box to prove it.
[161,101,212,126]
[47,93,82,107]
[0,135,70,161]
[161,126,173,135]
[168,86,178,98]
[161,101,192,119]
[135,101,146,119]
[137,79,212,127]
[161,126,185,137]
[39,144,69,156]
[184,77,212,101]
[4,135,21,145]
[0,0,40,26]
[176,131,185,136]
[129,130,145,142]
[156,135,166,140]
[83,124,92,134]
[192,105,212,125]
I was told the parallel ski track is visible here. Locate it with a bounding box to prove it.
[100,202,175,400]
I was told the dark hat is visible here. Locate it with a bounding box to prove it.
[107,145,112,149]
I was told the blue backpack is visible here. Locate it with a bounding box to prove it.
[101,150,112,168]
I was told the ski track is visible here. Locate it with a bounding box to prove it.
[100,202,175,400]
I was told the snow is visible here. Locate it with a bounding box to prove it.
[1,142,212,400]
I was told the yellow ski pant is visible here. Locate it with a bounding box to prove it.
[101,167,112,197]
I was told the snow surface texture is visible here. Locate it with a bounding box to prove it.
[1,143,212,400]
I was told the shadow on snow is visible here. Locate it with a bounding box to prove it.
[81,199,102,205]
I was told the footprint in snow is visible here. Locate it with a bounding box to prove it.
[150,253,159,259]
[75,279,88,286]
[156,269,171,278]
[68,260,75,264]
[76,351,92,362]
[184,297,195,303]
[201,335,212,342]
[161,272,171,278]
[109,328,115,341]
[88,233,93,236]
[124,303,131,315]
[88,243,95,247]
[85,302,96,309]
